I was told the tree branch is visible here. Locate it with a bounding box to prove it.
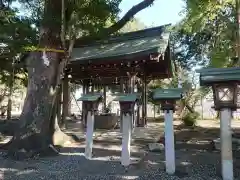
[74,0,156,46]
[104,0,155,35]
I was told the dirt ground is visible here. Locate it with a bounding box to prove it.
[0,119,240,179]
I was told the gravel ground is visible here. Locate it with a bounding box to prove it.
[1,119,240,180]
[1,143,240,180]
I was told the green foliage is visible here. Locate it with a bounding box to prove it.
[0,5,37,88]
[66,0,122,38]
[174,0,236,69]
[17,0,122,39]
[182,111,199,127]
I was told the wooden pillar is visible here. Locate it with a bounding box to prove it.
[84,80,90,127]
[124,79,129,93]
[103,85,107,110]
[136,81,141,126]
[62,73,70,127]
[128,75,135,93]
[142,80,146,126]
[127,73,136,130]
[120,77,124,132]
[56,84,62,122]
[97,84,101,93]
[154,104,156,120]
[86,80,90,93]
[90,82,94,92]
[82,82,86,125]
[145,78,149,126]
[120,78,124,92]
[142,74,148,126]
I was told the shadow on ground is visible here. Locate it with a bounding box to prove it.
[174,125,240,151]
[0,145,240,180]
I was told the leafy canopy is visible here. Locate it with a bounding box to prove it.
[175,0,236,69]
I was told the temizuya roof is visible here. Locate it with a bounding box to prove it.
[70,24,171,64]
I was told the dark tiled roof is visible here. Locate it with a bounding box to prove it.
[71,24,171,63]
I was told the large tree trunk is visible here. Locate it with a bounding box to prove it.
[1,0,72,159]
[4,52,64,158]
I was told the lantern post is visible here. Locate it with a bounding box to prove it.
[114,93,140,167]
[152,88,183,175]
[197,67,240,180]
[78,93,102,159]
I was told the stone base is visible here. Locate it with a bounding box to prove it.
[148,143,164,152]
[94,114,118,129]
[213,136,240,151]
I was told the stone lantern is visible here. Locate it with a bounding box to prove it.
[197,67,240,180]
[152,88,183,175]
[78,93,103,159]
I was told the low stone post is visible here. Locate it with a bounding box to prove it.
[120,102,132,167]
[162,101,176,175]
[220,108,233,180]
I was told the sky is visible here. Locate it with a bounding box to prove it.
[12,0,185,27]
[119,0,185,27]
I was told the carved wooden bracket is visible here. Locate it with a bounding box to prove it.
[160,100,176,112]
[119,102,135,116]
[83,101,101,115]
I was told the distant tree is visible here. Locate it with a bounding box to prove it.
[0,2,37,119]
[174,0,237,69]
[120,18,146,33]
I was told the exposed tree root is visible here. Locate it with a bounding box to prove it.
[52,129,77,146]
[0,128,79,160]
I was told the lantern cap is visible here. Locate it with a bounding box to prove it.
[152,88,184,101]
[113,93,141,102]
[197,67,240,86]
[78,93,103,102]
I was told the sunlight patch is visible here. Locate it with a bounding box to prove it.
[42,51,49,66]
[119,176,139,179]
[0,168,18,172]
[180,161,192,166]
[60,152,84,156]
[16,169,36,176]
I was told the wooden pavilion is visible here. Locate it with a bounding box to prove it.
[64,24,173,127]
